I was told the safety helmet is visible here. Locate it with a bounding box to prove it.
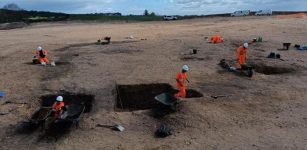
[38,46,43,51]
[56,96,63,102]
[182,65,189,71]
[243,43,249,48]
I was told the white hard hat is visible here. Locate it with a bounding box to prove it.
[56,96,63,102]
[243,43,249,48]
[38,46,43,51]
[182,65,189,71]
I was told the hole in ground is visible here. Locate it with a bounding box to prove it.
[185,89,203,98]
[16,91,94,138]
[115,83,203,111]
[252,63,295,75]
[41,91,94,113]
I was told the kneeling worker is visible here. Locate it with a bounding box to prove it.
[210,35,223,43]
[35,46,49,65]
[175,65,190,98]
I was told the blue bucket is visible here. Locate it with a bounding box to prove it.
[0,92,5,97]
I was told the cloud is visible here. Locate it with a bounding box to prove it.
[0,0,121,13]
[167,0,307,14]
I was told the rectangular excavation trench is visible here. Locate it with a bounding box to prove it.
[115,83,203,112]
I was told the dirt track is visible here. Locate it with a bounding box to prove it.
[0,16,307,150]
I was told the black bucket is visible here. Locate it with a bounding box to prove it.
[192,49,197,54]
[283,43,291,50]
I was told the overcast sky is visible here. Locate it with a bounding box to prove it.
[1,0,306,15]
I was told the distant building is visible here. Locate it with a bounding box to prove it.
[2,3,23,11]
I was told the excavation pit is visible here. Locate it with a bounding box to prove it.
[41,92,94,113]
[16,92,94,138]
[185,89,203,98]
[252,63,295,75]
[115,83,203,111]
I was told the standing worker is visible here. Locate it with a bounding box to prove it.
[237,43,248,69]
[51,96,65,119]
[175,65,190,98]
[35,46,49,65]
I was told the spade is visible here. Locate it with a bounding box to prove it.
[96,124,125,132]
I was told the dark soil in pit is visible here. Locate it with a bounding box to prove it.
[41,92,94,113]
[252,63,296,75]
[15,92,94,139]
[115,83,203,112]
[185,89,203,98]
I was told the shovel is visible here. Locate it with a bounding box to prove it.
[96,124,125,132]
[211,95,231,99]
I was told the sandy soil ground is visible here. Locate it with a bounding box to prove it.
[0,16,307,150]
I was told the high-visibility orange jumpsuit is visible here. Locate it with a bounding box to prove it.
[237,46,247,67]
[35,49,49,64]
[52,101,65,118]
[211,35,223,43]
[175,72,187,98]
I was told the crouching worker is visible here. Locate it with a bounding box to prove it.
[34,46,49,65]
[210,35,223,43]
[175,65,190,98]
[52,96,65,119]
[45,96,65,130]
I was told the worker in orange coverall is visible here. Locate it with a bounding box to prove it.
[175,65,190,98]
[237,43,249,69]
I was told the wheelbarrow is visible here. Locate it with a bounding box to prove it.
[43,104,86,137]
[219,59,254,78]
[62,104,86,129]
[154,93,181,110]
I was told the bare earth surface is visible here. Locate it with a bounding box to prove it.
[0,16,307,150]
